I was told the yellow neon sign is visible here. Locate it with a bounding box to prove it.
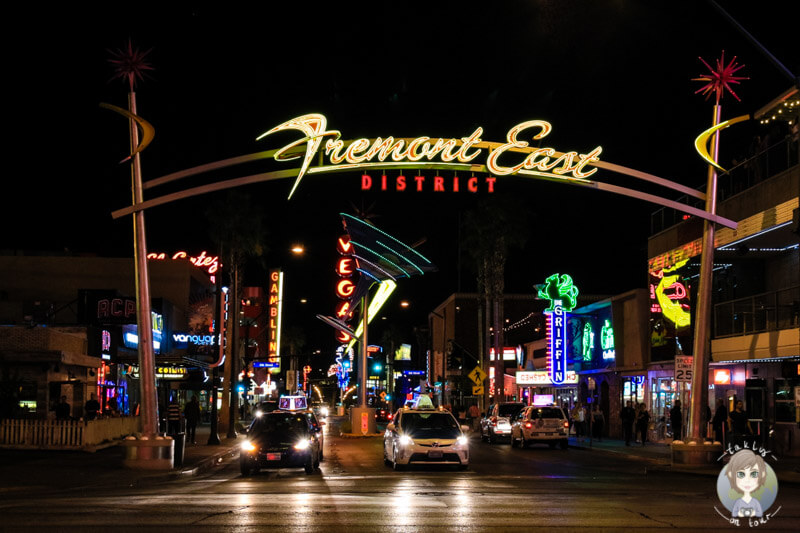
[346,279,397,351]
[257,113,602,199]
[654,258,691,329]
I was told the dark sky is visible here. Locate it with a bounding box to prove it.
[6,2,799,352]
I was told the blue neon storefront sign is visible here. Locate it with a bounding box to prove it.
[546,301,568,385]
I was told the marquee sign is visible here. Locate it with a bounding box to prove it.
[516,370,578,386]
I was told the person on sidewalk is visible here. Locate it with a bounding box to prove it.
[592,405,605,441]
[728,400,753,447]
[571,403,586,442]
[467,403,480,432]
[56,396,71,420]
[636,403,650,446]
[712,398,727,444]
[84,394,100,421]
[621,400,636,446]
[670,399,683,442]
[184,396,201,444]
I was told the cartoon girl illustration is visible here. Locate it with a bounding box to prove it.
[725,449,767,518]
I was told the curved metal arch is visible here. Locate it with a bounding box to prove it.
[111,130,739,230]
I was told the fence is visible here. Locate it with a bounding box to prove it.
[0,416,141,451]
[714,285,800,338]
[650,135,799,235]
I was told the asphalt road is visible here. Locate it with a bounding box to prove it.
[1,421,797,532]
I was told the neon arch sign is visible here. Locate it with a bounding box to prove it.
[111,113,737,231]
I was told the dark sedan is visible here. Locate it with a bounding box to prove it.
[240,411,321,476]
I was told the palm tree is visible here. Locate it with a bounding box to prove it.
[205,190,269,437]
[461,194,530,404]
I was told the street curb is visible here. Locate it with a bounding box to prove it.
[646,463,800,486]
[568,443,671,464]
[339,432,383,439]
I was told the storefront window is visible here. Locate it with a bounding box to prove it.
[623,377,646,406]
[774,378,798,423]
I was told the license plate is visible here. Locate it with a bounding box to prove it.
[427,450,443,459]
[267,453,281,461]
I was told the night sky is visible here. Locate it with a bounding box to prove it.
[7,2,799,353]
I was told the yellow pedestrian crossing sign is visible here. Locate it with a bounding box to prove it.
[472,384,484,395]
[468,366,487,385]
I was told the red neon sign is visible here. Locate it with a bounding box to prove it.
[361,173,496,193]
[336,279,355,298]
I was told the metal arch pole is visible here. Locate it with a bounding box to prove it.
[360,293,368,409]
[688,104,722,443]
[129,91,158,438]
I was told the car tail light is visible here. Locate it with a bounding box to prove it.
[563,421,569,429]
[524,422,533,429]
[490,416,497,427]
[388,414,393,419]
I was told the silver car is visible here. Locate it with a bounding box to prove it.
[384,407,470,470]
[481,402,524,443]
[510,405,569,449]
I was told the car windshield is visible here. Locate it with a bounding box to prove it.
[400,413,460,439]
[250,413,309,439]
[529,407,565,419]
[498,404,524,417]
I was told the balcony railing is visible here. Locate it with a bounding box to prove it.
[650,135,799,235]
[714,285,800,338]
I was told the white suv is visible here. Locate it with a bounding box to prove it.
[383,407,470,470]
[510,405,569,449]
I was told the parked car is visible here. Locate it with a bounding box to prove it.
[481,402,525,443]
[383,405,470,470]
[240,411,321,476]
[510,405,569,449]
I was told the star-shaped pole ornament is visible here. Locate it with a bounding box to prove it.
[692,51,748,105]
[108,39,154,92]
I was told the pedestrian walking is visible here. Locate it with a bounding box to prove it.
[728,400,753,447]
[712,398,727,444]
[592,405,605,441]
[621,400,635,446]
[55,396,71,420]
[571,402,586,442]
[636,403,650,446]
[467,403,480,432]
[184,396,201,444]
[84,394,100,420]
[670,399,683,442]
[166,398,182,435]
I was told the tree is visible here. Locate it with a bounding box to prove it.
[461,194,531,404]
[205,190,269,437]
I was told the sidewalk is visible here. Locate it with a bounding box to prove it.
[0,424,242,493]
[567,435,800,485]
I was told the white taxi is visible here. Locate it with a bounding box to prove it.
[510,404,569,449]
[383,397,470,470]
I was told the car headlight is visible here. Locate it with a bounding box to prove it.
[254,410,263,418]
[456,435,469,447]
[294,439,311,450]
[398,435,414,446]
[321,407,329,417]
[241,441,256,452]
